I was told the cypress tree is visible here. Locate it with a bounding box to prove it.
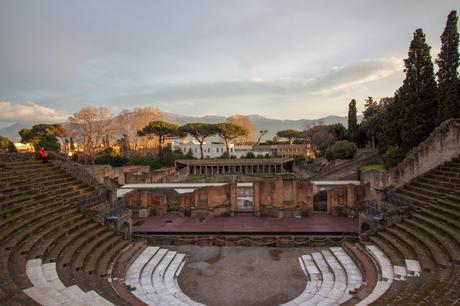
[399,29,438,151]
[436,10,460,123]
[347,99,358,142]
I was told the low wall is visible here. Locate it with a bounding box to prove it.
[85,164,150,185]
[362,119,460,197]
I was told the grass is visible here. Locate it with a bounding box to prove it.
[186,175,208,182]
[360,163,385,172]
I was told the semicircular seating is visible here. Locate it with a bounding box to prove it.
[0,155,142,305]
[125,246,205,306]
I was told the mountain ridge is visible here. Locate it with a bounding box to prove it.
[0,113,356,140]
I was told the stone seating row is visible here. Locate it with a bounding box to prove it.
[23,258,113,306]
[281,246,363,306]
[125,246,205,306]
[0,158,136,305]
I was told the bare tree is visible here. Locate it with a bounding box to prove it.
[68,106,113,160]
[226,114,257,143]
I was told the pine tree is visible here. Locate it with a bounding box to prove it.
[399,29,438,151]
[347,99,358,142]
[436,10,460,123]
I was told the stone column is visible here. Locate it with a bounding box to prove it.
[253,182,260,216]
[230,183,237,215]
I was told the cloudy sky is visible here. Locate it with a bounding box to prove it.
[0,0,458,126]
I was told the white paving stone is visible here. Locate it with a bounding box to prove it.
[23,259,114,306]
[405,259,421,277]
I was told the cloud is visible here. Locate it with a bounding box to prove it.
[307,57,403,95]
[110,57,402,105]
[0,101,70,123]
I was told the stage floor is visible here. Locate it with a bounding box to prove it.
[132,213,359,235]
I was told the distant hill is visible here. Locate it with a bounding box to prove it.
[0,113,359,141]
[164,113,354,138]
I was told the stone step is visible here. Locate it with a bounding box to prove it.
[432,169,460,178]
[424,173,460,185]
[404,219,460,264]
[377,231,416,261]
[412,212,460,244]
[417,208,460,231]
[395,223,450,268]
[417,176,459,190]
[386,227,435,272]
[369,235,405,266]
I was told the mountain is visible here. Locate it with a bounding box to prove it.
[0,113,358,141]
[163,112,353,138]
[0,123,27,141]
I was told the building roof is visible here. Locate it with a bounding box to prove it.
[175,158,294,166]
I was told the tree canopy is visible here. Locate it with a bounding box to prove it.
[179,122,218,159]
[436,10,460,124]
[137,121,182,146]
[276,129,302,144]
[18,124,66,152]
[216,122,248,158]
[347,99,358,142]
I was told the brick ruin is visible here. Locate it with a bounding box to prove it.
[125,179,369,219]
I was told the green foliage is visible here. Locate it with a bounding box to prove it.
[383,145,406,169]
[7,142,17,153]
[216,123,249,158]
[436,10,460,124]
[18,124,65,152]
[95,147,128,167]
[0,136,10,151]
[305,125,336,155]
[276,129,302,144]
[179,123,218,159]
[347,99,358,141]
[399,29,438,152]
[325,140,357,161]
[243,151,256,159]
[137,121,182,145]
[294,155,306,165]
[360,163,385,172]
[328,123,347,141]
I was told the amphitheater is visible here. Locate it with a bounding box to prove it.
[0,120,459,306]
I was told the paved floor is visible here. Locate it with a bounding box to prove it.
[170,245,324,306]
[133,214,359,234]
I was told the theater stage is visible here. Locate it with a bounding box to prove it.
[132,213,359,236]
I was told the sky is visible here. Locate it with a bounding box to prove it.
[0,0,458,127]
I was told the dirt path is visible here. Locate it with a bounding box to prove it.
[171,246,317,306]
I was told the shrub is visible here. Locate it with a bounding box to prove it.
[325,140,357,161]
[95,148,128,167]
[383,145,405,169]
[294,155,306,165]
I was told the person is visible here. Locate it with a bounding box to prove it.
[42,149,49,163]
[37,146,49,163]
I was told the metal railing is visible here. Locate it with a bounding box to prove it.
[106,198,127,221]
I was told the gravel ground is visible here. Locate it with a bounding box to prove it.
[169,245,322,306]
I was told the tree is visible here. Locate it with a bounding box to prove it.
[216,123,248,159]
[257,130,268,145]
[399,29,438,151]
[0,136,10,152]
[305,125,336,155]
[18,124,61,151]
[325,140,357,161]
[276,129,302,144]
[436,10,460,123]
[328,123,347,141]
[137,121,182,147]
[68,107,113,158]
[116,107,164,149]
[347,99,358,142]
[226,115,257,143]
[179,123,217,159]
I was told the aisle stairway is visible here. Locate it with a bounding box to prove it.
[0,155,137,305]
[365,155,460,305]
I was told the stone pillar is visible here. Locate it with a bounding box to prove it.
[253,182,260,216]
[230,183,237,215]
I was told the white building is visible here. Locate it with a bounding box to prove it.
[175,142,232,159]
[174,142,272,159]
